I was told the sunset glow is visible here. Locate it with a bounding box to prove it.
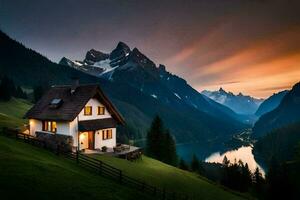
[1,0,299,98]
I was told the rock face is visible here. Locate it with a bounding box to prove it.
[84,49,109,64]
[253,82,300,138]
[109,42,130,61]
[202,88,264,115]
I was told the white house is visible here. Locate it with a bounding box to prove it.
[25,84,125,151]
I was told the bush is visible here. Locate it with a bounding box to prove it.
[102,146,107,152]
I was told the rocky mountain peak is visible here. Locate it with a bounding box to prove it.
[59,57,73,66]
[109,41,131,60]
[84,49,109,64]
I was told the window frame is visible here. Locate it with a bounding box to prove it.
[98,106,105,115]
[84,106,92,116]
[42,121,57,133]
[102,129,113,140]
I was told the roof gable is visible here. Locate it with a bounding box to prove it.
[24,84,125,124]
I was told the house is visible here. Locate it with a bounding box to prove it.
[24,83,125,151]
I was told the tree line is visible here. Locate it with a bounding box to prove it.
[0,75,48,102]
[0,76,27,101]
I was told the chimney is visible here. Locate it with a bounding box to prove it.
[71,77,79,94]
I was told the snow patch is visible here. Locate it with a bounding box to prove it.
[174,93,181,99]
[151,94,158,99]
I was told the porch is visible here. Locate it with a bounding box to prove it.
[78,118,117,151]
[81,144,143,160]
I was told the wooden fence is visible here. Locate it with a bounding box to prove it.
[1,128,191,200]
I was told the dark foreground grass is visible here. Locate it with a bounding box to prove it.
[0,135,154,200]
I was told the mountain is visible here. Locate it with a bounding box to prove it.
[0,31,99,87]
[202,88,264,115]
[60,42,248,142]
[252,82,300,138]
[255,90,288,116]
[60,43,244,123]
[0,30,246,143]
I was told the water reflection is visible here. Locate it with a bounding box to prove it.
[205,146,265,176]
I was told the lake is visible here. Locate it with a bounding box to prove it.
[177,143,265,176]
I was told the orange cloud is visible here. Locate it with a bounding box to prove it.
[171,26,300,98]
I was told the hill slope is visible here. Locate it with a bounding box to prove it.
[0,98,32,129]
[0,135,154,200]
[255,90,288,117]
[253,82,300,138]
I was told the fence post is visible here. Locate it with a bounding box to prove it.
[172,192,176,200]
[119,170,123,183]
[162,187,166,200]
[56,145,60,156]
[153,186,157,196]
[76,151,79,164]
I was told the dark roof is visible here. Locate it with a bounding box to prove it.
[78,118,117,131]
[24,84,125,124]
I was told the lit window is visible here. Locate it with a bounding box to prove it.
[84,106,92,115]
[98,106,105,115]
[102,129,112,140]
[43,121,57,133]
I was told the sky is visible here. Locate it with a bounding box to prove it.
[1,0,300,98]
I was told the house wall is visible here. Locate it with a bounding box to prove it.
[95,128,116,149]
[29,119,72,137]
[78,98,112,121]
[29,119,42,136]
[69,118,79,147]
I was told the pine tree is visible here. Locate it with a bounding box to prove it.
[222,155,230,166]
[0,76,16,101]
[179,158,189,170]
[191,154,200,172]
[146,115,165,160]
[241,163,252,191]
[33,85,46,103]
[253,167,264,196]
[15,86,27,99]
[163,129,178,166]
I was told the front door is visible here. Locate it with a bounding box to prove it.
[88,131,95,150]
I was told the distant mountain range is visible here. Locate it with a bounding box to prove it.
[202,88,264,115]
[253,82,300,138]
[0,30,246,144]
[255,90,288,116]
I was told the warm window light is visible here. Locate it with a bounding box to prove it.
[84,106,92,115]
[80,133,85,140]
[29,120,34,126]
[98,106,105,115]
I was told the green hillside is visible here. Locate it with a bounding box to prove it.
[89,154,246,200]
[0,98,32,129]
[0,135,156,200]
